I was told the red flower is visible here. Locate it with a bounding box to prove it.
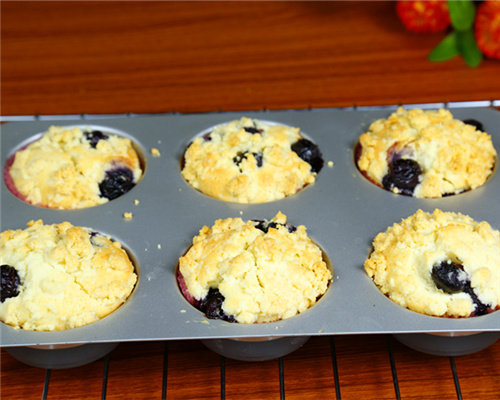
[397,0,451,33]
[475,0,500,59]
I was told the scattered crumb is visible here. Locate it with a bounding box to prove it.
[202,320,210,325]
[151,147,161,157]
[134,199,140,206]
[327,161,334,168]
[157,140,162,144]
[157,244,162,250]
[123,212,133,220]
[318,329,323,333]
[180,309,186,313]
[239,210,243,215]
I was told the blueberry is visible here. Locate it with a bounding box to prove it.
[431,261,468,293]
[291,139,323,173]
[432,260,491,316]
[199,288,236,322]
[254,152,263,167]
[382,158,421,196]
[99,167,135,200]
[467,289,490,316]
[85,130,109,149]
[233,151,263,169]
[463,119,483,132]
[1,264,21,303]
[244,126,263,134]
[89,231,103,247]
[253,220,296,234]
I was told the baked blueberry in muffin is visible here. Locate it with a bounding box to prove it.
[0,220,137,331]
[181,117,323,203]
[364,209,500,317]
[5,126,142,209]
[355,108,497,198]
[1,264,21,303]
[177,212,332,323]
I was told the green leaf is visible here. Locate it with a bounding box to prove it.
[429,32,460,61]
[456,29,483,67]
[447,0,476,31]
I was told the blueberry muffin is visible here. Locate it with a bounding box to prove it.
[0,220,137,331]
[6,126,142,209]
[355,108,497,197]
[177,212,332,323]
[365,209,500,317]
[181,117,323,203]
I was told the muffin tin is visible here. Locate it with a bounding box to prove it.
[1,105,499,361]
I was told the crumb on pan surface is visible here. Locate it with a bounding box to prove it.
[356,108,497,198]
[181,117,323,203]
[178,212,332,323]
[7,126,142,209]
[364,209,500,318]
[0,220,137,331]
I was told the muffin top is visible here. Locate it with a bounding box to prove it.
[364,209,500,318]
[178,212,332,323]
[356,108,496,198]
[7,126,142,209]
[181,117,323,203]
[0,220,137,331]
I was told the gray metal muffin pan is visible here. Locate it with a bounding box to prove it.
[1,105,500,359]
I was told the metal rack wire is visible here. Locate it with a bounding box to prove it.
[32,335,473,400]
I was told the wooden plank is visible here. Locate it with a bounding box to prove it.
[283,336,336,399]
[45,356,106,400]
[106,341,164,400]
[334,335,396,400]
[165,340,221,400]
[225,352,280,399]
[454,338,500,399]
[390,336,457,399]
[0,349,46,400]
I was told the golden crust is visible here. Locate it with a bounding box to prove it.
[356,108,497,197]
[0,220,137,331]
[8,126,142,209]
[178,212,332,323]
[181,117,318,203]
[364,209,500,317]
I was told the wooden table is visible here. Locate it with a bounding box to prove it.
[1,2,499,399]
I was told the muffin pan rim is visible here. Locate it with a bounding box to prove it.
[1,105,500,347]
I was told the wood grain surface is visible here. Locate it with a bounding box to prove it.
[2,1,500,116]
[1,1,499,399]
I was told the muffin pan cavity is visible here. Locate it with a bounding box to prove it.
[180,117,324,203]
[1,106,499,359]
[0,221,138,332]
[3,124,146,209]
[176,212,333,324]
[354,108,497,198]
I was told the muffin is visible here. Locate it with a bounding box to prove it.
[5,126,142,209]
[355,108,497,197]
[181,117,323,203]
[364,209,500,317]
[0,220,137,331]
[177,212,332,323]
